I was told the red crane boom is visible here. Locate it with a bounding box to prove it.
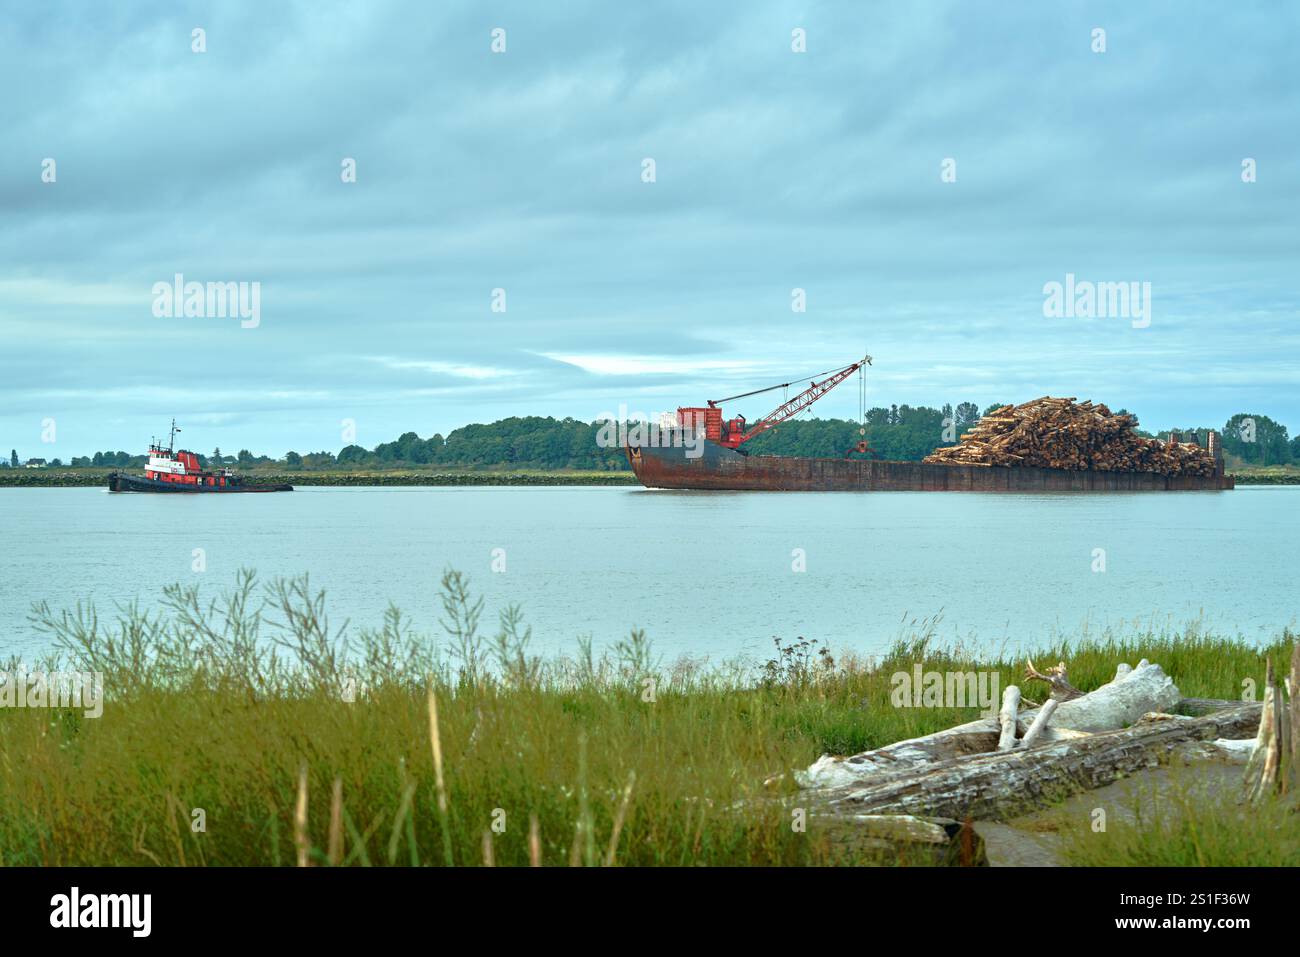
[677,355,871,450]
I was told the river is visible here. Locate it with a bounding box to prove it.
[2,485,1294,662]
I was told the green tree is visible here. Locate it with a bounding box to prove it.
[1222,413,1291,466]
[284,451,302,467]
[9,450,17,468]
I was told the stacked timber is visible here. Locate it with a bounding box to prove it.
[923,397,1217,476]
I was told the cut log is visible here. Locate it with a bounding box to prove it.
[1045,659,1181,732]
[811,704,1261,821]
[1177,697,1243,716]
[1291,643,1300,792]
[1018,698,1058,749]
[813,813,987,865]
[922,397,1218,476]
[996,686,1020,752]
[1242,654,1295,803]
[1175,737,1257,764]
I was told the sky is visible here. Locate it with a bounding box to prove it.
[2,1,1297,459]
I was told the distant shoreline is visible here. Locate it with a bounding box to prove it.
[2,467,1297,488]
[0,469,639,487]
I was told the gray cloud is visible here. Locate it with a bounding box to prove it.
[2,1,1297,458]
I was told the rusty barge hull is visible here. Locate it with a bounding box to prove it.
[625,441,1234,492]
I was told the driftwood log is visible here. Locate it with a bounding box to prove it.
[1241,644,1300,802]
[812,704,1260,821]
[797,655,1298,832]
[799,659,1180,790]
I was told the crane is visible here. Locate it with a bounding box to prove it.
[676,356,872,450]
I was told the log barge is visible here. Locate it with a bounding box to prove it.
[624,357,1234,492]
[626,438,1234,492]
[107,421,293,493]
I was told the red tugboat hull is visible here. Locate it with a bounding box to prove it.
[108,472,293,493]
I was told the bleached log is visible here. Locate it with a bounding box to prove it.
[1239,645,1300,801]
[1175,737,1256,764]
[813,704,1261,821]
[1018,698,1057,749]
[800,715,1002,789]
[813,813,986,864]
[1177,697,1243,716]
[821,814,961,845]
[1290,643,1300,792]
[799,660,1179,788]
[1243,658,1286,802]
[1040,660,1179,732]
[996,686,1021,752]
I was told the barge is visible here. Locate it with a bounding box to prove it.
[624,356,1233,492]
[626,439,1234,492]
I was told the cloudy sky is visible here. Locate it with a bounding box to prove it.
[3,1,1297,458]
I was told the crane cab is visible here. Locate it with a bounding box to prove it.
[676,407,723,443]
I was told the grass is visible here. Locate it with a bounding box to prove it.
[1229,464,1300,485]
[1,571,1296,866]
[1053,762,1300,866]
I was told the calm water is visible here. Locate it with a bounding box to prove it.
[2,486,1295,662]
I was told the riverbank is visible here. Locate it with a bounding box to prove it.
[3,465,1296,488]
[3,573,1296,866]
[0,468,639,487]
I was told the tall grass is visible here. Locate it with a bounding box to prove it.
[1053,761,1300,866]
[1,570,1294,866]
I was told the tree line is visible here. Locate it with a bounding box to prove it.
[5,407,1297,471]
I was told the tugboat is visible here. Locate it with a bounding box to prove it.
[107,421,293,493]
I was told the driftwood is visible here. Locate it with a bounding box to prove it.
[814,704,1261,821]
[1178,697,1245,716]
[813,813,986,865]
[996,685,1020,752]
[793,654,1300,834]
[799,660,1180,790]
[1241,645,1300,802]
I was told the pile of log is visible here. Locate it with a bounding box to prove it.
[923,397,1217,476]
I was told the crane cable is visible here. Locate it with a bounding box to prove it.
[859,361,867,436]
[708,361,861,406]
